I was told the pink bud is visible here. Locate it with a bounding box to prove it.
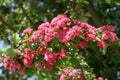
[97,77,104,80]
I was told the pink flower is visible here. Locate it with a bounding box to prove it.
[45,62,56,72]
[9,64,16,72]
[4,56,11,70]
[51,14,68,23]
[44,52,56,64]
[72,26,82,35]
[23,49,35,68]
[60,74,66,80]
[34,30,43,36]
[65,28,76,41]
[79,41,88,49]
[102,31,118,42]
[69,70,78,77]
[38,22,50,30]
[85,33,96,41]
[4,63,9,70]
[41,28,56,45]
[30,30,45,43]
[14,61,21,69]
[0,56,2,61]
[57,18,70,27]
[101,31,109,41]
[30,34,39,42]
[22,28,33,36]
[97,77,104,80]
[4,56,10,63]
[19,68,25,75]
[51,14,71,28]
[62,67,71,74]
[74,20,85,28]
[60,49,67,58]
[23,58,31,68]
[73,77,83,80]
[26,39,31,45]
[37,46,47,54]
[96,41,108,48]
[61,68,80,80]
[57,27,68,43]
[24,48,36,60]
[98,26,115,32]
[57,49,67,60]
[9,61,21,72]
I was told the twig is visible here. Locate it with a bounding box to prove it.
[18,4,35,29]
[0,15,14,31]
[72,0,77,9]
[86,0,103,27]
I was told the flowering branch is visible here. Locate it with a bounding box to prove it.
[1,14,118,80]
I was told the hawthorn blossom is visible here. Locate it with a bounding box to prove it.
[72,26,82,36]
[45,62,56,72]
[57,27,68,43]
[96,41,108,48]
[9,61,21,72]
[37,46,47,54]
[56,49,67,60]
[23,58,32,68]
[23,48,36,68]
[60,68,80,80]
[101,31,118,42]
[41,28,57,45]
[38,22,50,30]
[69,69,79,77]
[19,68,25,75]
[51,14,71,28]
[4,56,11,70]
[4,56,10,64]
[97,77,104,80]
[79,41,88,49]
[98,26,115,32]
[44,52,56,64]
[60,74,66,80]
[73,77,83,80]
[85,33,96,41]
[22,28,33,36]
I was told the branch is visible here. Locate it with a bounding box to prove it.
[72,0,77,9]
[18,4,35,29]
[86,0,103,27]
[0,15,15,31]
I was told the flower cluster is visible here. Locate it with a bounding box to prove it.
[96,26,118,48]
[24,14,117,48]
[2,14,118,80]
[60,67,82,80]
[44,48,67,71]
[4,56,24,75]
[23,48,36,68]
[22,28,33,36]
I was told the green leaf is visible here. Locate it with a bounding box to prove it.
[70,57,80,66]
[5,48,18,58]
[11,33,21,45]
